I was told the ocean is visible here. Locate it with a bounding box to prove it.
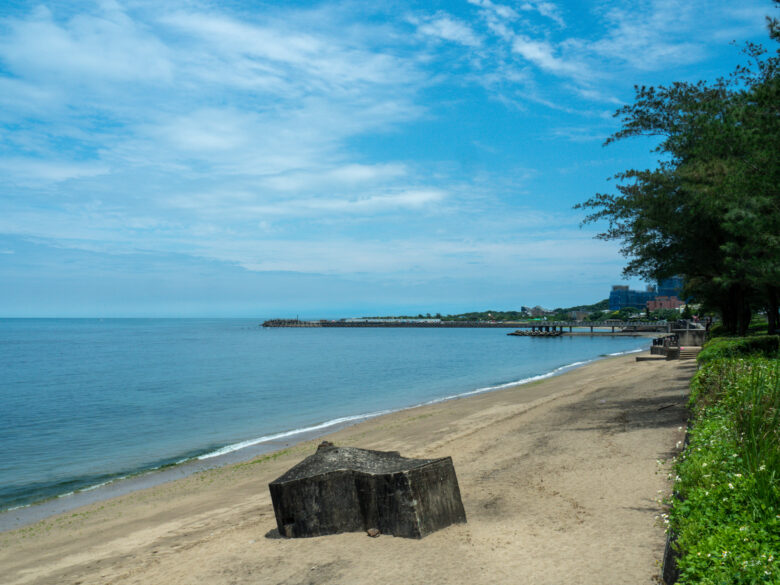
[0,318,649,514]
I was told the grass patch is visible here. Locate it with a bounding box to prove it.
[669,355,779,583]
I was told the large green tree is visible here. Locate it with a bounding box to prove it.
[576,11,779,335]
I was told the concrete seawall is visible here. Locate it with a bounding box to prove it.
[262,320,519,328]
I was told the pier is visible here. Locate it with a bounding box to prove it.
[262,319,671,333]
[506,321,670,333]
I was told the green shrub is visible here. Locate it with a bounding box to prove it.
[697,336,780,365]
[708,319,771,339]
[670,357,780,584]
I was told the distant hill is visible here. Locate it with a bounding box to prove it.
[364,299,610,322]
[554,299,609,313]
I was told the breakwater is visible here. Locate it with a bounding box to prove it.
[262,319,518,328]
[262,319,670,332]
[508,330,562,337]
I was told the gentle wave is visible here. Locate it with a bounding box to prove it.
[421,358,592,404]
[606,347,646,357]
[196,355,617,462]
[197,410,394,460]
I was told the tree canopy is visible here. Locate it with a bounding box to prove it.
[576,8,779,335]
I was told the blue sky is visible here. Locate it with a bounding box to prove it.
[0,0,774,317]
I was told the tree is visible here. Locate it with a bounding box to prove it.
[651,308,682,322]
[576,12,779,335]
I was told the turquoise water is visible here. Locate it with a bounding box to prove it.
[0,319,649,511]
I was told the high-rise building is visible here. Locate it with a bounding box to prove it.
[609,285,656,311]
[658,276,684,298]
[608,276,685,312]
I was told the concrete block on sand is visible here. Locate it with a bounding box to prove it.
[269,441,467,538]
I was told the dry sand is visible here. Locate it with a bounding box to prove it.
[0,353,696,585]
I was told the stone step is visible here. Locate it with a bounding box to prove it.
[678,347,702,360]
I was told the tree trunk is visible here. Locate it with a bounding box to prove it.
[720,302,735,335]
[766,286,779,335]
[720,286,739,335]
[736,286,752,337]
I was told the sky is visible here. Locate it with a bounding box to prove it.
[0,0,774,317]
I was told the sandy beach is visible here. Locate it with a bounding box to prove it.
[0,353,695,585]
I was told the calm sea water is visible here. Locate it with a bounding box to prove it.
[0,318,649,511]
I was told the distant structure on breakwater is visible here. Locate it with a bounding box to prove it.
[261,319,671,333]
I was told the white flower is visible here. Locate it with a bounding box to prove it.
[728,483,734,489]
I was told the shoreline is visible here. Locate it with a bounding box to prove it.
[0,351,695,585]
[0,344,648,532]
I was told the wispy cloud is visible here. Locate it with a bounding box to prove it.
[510,36,583,78]
[261,164,408,192]
[412,13,482,47]
[587,1,705,70]
[0,158,110,185]
[0,5,173,85]
[0,0,772,313]
[251,189,447,216]
[520,1,566,28]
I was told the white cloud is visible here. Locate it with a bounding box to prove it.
[468,0,518,22]
[159,10,415,90]
[0,78,62,117]
[262,164,408,192]
[584,0,747,70]
[168,189,447,219]
[415,13,482,47]
[550,126,609,143]
[511,36,582,77]
[520,1,566,28]
[0,158,110,184]
[0,5,173,85]
[199,232,620,276]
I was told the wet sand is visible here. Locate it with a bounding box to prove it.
[0,352,695,585]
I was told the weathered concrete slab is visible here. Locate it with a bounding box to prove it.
[269,442,467,538]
